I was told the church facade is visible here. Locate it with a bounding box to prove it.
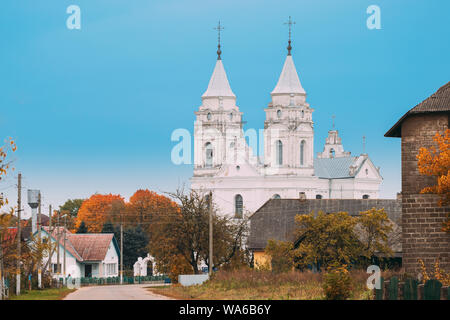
[190,40,382,218]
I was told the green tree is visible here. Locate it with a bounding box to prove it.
[76,221,88,233]
[59,199,85,218]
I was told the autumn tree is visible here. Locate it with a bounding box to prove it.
[75,194,125,232]
[293,211,360,271]
[417,129,450,232]
[149,189,248,275]
[264,239,294,273]
[356,208,394,259]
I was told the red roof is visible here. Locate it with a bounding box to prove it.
[42,226,116,262]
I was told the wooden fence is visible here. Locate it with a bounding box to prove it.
[375,277,449,300]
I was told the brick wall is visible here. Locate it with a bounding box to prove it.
[400,113,449,274]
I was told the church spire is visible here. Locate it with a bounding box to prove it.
[271,17,305,97]
[202,21,235,100]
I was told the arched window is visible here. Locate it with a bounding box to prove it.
[205,142,213,167]
[300,140,306,166]
[316,194,322,199]
[235,194,243,218]
[277,110,282,118]
[272,194,281,199]
[362,194,369,199]
[205,194,211,209]
[276,140,283,166]
[330,148,335,158]
[207,113,212,120]
[301,110,304,118]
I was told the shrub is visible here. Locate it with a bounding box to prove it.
[322,264,353,300]
[264,239,293,273]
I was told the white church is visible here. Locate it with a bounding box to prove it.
[190,32,382,218]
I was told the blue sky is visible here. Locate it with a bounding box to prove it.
[1,0,449,217]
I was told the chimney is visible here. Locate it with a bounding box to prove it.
[299,192,306,201]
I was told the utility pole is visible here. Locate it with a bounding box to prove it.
[37,192,42,289]
[208,191,213,277]
[16,173,22,296]
[63,215,66,285]
[120,223,123,284]
[56,211,60,278]
[48,205,52,273]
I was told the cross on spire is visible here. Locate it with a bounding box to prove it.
[214,21,224,60]
[363,135,366,154]
[332,115,336,129]
[284,16,296,56]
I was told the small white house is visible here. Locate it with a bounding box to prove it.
[40,227,120,278]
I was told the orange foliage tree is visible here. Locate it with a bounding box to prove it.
[127,189,179,232]
[75,194,125,233]
[417,129,450,232]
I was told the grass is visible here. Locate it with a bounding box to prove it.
[148,268,377,300]
[8,287,77,300]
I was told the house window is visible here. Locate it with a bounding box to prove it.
[52,263,61,273]
[106,263,117,276]
[235,194,243,219]
[276,140,283,166]
[205,142,213,167]
[316,194,323,199]
[362,194,369,199]
[300,140,306,166]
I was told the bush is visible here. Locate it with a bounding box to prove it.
[322,264,353,300]
[264,239,293,273]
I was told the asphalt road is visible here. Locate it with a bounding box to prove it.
[64,283,173,300]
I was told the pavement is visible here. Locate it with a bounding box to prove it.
[64,283,174,300]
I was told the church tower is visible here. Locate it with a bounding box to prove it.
[193,22,253,178]
[263,17,314,176]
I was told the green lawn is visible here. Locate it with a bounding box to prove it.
[8,288,76,300]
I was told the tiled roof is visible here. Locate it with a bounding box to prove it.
[42,227,115,262]
[314,156,360,179]
[67,233,114,261]
[385,81,450,137]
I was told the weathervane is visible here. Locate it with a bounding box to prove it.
[284,16,296,56]
[214,21,224,60]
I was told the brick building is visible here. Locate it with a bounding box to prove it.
[385,81,450,274]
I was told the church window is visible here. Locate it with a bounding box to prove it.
[316,194,323,199]
[273,194,281,199]
[300,140,306,166]
[229,113,233,120]
[236,165,240,171]
[207,113,212,120]
[205,142,213,167]
[301,110,304,118]
[277,110,282,118]
[365,168,369,175]
[276,140,283,166]
[330,148,335,158]
[235,194,243,218]
[362,194,369,199]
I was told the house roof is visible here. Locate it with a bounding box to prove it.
[385,81,450,137]
[314,156,358,179]
[271,55,305,95]
[42,227,117,262]
[248,198,402,252]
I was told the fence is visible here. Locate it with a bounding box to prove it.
[375,277,449,300]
